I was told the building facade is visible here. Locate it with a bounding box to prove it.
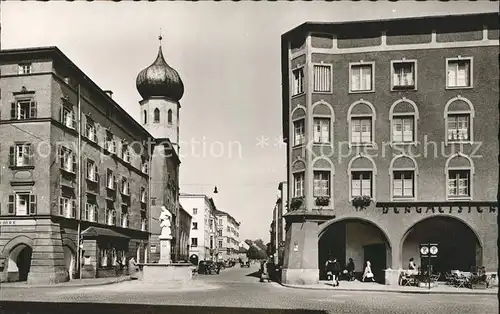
[0,47,151,283]
[180,193,219,264]
[213,210,241,261]
[280,13,499,285]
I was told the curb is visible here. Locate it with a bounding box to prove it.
[279,283,498,296]
[1,277,132,289]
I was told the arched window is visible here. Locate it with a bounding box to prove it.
[347,100,376,146]
[312,157,335,207]
[291,106,306,147]
[445,153,474,200]
[167,109,173,124]
[153,108,160,123]
[312,101,334,145]
[291,160,306,198]
[389,98,419,144]
[389,154,418,200]
[444,96,475,145]
[347,154,377,201]
[143,110,147,124]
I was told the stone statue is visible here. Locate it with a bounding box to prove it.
[159,206,172,239]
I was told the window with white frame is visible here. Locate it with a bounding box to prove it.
[350,63,373,92]
[85,202,98,222]
[448,169,470,197]
[292,68,304,95]
[447,58,472,88]
[7,193,37,215]
[59,196,76,218]
[392,61,416,89]
[393,170,414,198]
[10,99,37,120]
[293,172,305,197]
[293,119,305,146]
[121,142,130,163]
[351,171,372,197]
[105,131,116,153]
[392,116,414,143]
[18,63,32,74]
[447,114,469,142]
[9,143,33,167]
[351,118,372,144]
[121,177,130,195]
[106,205,116,226]
[121,206,129,228]
[85,116,97,142]
[140,187,147,203]
[313,171,330,197]
[313,118,330,144]
[141,156,149,174]
[59,146,76,173]
[106,169,116,190]
[86,159,98,182]
[313,65,331,92]
[60,106,76,129]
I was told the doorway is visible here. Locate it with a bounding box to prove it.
[7,244,33,282]
[364,243,387,284]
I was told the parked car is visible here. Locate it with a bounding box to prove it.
[197,260,220,275]
[240,260,250,268]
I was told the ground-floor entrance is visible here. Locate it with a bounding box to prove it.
[318,219,391,284]
[7,244,33,282]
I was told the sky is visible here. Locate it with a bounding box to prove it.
[1,1,497,241]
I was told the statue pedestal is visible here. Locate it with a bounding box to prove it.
[158,235,172,264]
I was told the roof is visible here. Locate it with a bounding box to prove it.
[213,209,240,226]
[0,46,181,164]
[178,203,192,218]
[82,226,130,239]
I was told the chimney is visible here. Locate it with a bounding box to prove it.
[104,90,113,98]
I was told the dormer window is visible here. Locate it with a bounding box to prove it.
[18,63,32,75]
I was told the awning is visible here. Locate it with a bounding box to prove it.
[82,226,131,239]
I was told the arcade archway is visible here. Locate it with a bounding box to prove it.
[7,244,32,282]
[319,218,391,283]
[190,254,199,265]
[401,216,482,275]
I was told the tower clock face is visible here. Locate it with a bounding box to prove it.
[430,246,438,255]
[420,246,429,255]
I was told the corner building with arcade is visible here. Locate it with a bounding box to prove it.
[280,12,499,285]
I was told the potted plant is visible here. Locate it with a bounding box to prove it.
[352,195,371,210]
[290,197,304,211]
[315,196,330,207]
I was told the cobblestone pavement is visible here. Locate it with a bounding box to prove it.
[0,265,497,314]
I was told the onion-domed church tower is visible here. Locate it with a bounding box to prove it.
[137,35,183,154]
[137,35,183,263]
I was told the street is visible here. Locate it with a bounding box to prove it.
[0,264,497,314]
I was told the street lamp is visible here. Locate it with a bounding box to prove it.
[213,186,218,194]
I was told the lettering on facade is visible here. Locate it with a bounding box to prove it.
[381,206,497,214]
[0,220,37,226]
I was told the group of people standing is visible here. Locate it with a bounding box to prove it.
[324,257,375,286]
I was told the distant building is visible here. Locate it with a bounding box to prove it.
[213,209,241,261]
[179,193,219,264]
[280,12,499,286]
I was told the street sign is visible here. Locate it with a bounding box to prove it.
[420,243,438,258]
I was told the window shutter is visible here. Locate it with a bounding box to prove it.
[26,144,33,166]
[29,194,37,215]
[8,194,15,214]
[72,199,77,218]
[9,146,15,166]
[59,197,64,215]
[10,102,16,119]
[29,101,37,119]
[72,152,77,173]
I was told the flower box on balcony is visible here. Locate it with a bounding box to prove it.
[352,196,371,210]
[290,197,304,211]
[315,196,330,207]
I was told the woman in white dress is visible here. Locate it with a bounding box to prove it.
[362,260,375,282]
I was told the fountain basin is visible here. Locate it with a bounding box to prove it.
[140,263,194,283]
